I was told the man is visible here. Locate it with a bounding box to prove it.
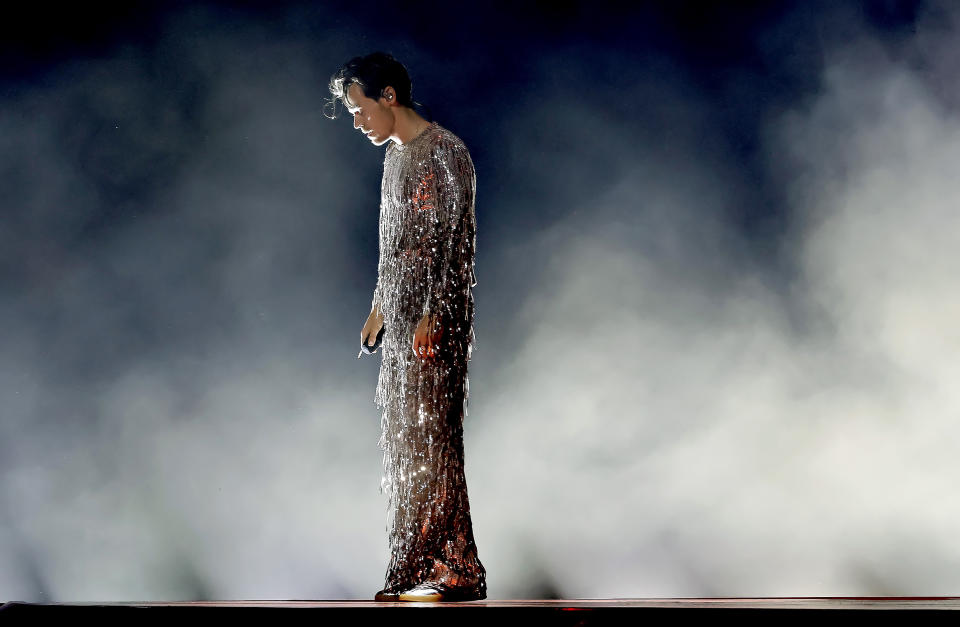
[327,52,486,602]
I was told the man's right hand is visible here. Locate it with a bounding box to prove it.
[361,303,385,348]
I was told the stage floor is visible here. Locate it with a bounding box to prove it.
[4,596,960,624]
[5,597,959,608]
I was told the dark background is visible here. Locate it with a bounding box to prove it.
[3,0,958,602]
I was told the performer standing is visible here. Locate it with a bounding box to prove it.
[327,52,486,602]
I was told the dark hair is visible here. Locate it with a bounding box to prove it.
[325,52,421,120]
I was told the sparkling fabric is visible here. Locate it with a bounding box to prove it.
[371,121,485,596]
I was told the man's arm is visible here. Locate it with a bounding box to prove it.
[360,203,386,357]
[412,135,476,360]
[371,201,386,313]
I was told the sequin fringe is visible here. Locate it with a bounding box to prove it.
[370,121,485,595]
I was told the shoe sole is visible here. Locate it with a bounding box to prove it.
[398,590,444,602]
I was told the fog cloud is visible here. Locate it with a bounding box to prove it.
[3,3,960,601]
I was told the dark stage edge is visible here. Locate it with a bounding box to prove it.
[3,598,960,624]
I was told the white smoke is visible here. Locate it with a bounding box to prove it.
[468,10,960,597]
[3,3,960,602]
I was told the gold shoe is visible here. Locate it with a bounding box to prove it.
[398,583,444,602]
[374,588,400,601]
[397,583,486,602]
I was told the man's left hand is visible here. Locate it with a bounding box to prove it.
[413,312,442,360]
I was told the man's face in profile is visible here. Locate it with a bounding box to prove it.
[345,82,393,146]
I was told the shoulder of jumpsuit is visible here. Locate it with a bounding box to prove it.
[419,124,472,177]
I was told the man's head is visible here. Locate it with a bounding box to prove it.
[326,52,414,145]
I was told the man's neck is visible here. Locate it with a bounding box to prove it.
[391,107,431,145]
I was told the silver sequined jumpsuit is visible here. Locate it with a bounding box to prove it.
[370,121,486,596]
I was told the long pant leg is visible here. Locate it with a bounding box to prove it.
[379,352,486,594]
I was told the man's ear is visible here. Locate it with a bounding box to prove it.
[381,86,396,104]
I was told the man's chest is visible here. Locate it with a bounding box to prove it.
[381,157,435,248]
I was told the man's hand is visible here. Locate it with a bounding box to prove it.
[413,312,442,360]
[361,303,384,348]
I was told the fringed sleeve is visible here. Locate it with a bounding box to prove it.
[372,202,386,313]
[413,134,477,358]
